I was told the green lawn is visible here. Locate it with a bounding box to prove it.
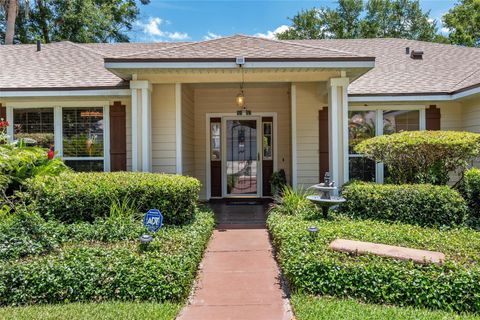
[291,294,480,320]
[0,301,181,320]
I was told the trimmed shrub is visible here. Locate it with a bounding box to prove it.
[461,168,480,224]
[25,172,201,225]
[0,210,215,306]
[267,213,480,314]
[340,181,468,227]
[355,131,480,184]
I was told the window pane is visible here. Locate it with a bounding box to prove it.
[211,123,221,161]
[348,110,376,154]
[13,108,54,148]
[349,157,376,182]
[63,108,104,157]
[263,122,272,160]
[383,110,419,134]
[64,160,104,172]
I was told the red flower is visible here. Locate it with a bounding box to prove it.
[0,120,9,128]
[47,149,54,160]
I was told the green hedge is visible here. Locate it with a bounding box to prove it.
[461,168,480,224]
[267,213,480,314]
[0,210,214,306]
[340,181,468,227]
[25,172,201,225]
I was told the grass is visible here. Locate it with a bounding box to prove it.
[291,294,480,320]
[0,301,181,320]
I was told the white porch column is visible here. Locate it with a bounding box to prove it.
[130,80,152,172]
[175,83,182,174]
[328,77,349,187]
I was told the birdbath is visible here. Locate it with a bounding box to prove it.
[307,172,346,218]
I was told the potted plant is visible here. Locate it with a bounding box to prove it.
[270,169,287,197]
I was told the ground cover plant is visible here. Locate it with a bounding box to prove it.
[291,294,480,320]
[267,208,480,314]
[340,181,468,227]
[25,172,200,224]
[0,208,214,306]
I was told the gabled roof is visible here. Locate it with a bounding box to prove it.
[104,34,373,62]
[0,35,479,99]
[290,38,480,96]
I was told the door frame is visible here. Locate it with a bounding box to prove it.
[222,116,262,198]
[205,112,278,200]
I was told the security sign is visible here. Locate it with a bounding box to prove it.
[143,209,163,232]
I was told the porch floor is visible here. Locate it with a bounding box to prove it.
[207,199,271,229]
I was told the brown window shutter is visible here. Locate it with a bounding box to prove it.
[0,103,6,120]
[319,107,329,182]
[426,105,441,130]
[109,101,127,171]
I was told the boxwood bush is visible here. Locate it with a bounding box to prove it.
[25,172,201,225]
[267,212,480,314]
[0,210,214,306]
[461,168,480,224]
[339,181,468,227]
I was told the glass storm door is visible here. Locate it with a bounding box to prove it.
[222,117,261,197]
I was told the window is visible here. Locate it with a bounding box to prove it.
[210,122,221,161]
[62,107,105,172]
[263,122,273,160]
[348,108,423,183]
[13,108,54,148]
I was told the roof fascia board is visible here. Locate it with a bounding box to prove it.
[451,86,480,100]
[105,60,375,70]
[348,94,453,102]
[0,89,131,98]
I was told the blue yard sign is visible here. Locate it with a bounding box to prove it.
[143,209,163,232]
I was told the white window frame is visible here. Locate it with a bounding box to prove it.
[6,102,110,172]
[348,105,426,183]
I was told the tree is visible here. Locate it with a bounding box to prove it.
[277,0,440,42]
[0,0,150,44]
[0,0,30,45]
[443,0,480,47]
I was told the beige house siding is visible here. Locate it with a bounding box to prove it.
[182,84,195,177]
[193,85,291,199]
[438,102,463,131]
[294,82,327,188]
[462,97,480,133]
[151,84,177,174]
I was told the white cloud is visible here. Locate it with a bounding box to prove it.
[254,25,290,40]
[204,32,222,40]
[138,17,189,41]
[441,27,450,34]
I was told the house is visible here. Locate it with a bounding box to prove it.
[1,35,479,200]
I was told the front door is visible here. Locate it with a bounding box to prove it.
[222,117,262,197]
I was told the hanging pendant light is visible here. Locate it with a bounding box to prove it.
[236,65,251,115]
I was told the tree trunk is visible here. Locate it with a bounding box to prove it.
[36,0,50,43]
[5,0,18,45]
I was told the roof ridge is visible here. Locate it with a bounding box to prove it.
[65,41,108,57]
[274,37,367,57]
[112,35,242,58]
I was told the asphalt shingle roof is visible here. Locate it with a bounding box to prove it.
[0,35,479,96]
[291,38,480,95]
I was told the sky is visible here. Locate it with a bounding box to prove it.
[129,0,457,42]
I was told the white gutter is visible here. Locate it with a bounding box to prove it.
[0,88,131,98]
[349,85,480,103]
[105,60,375,70]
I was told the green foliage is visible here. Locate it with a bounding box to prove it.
[0,144,69,194]
[25,172,201,225]
[291,294,480,320]
[442,0,480,47]
[1,0,151,44]
[340,181,468,227]
[270,186,315,216]
[354,131,480,184]
[0,210,214,306]
[461,168,480,225]
[0,210,60,261]
[0,301,181,320]
[270,169,287,196]
[267,212,480,314]
[277,0,439,42]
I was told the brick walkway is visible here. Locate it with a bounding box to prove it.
[177,228,292,320]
